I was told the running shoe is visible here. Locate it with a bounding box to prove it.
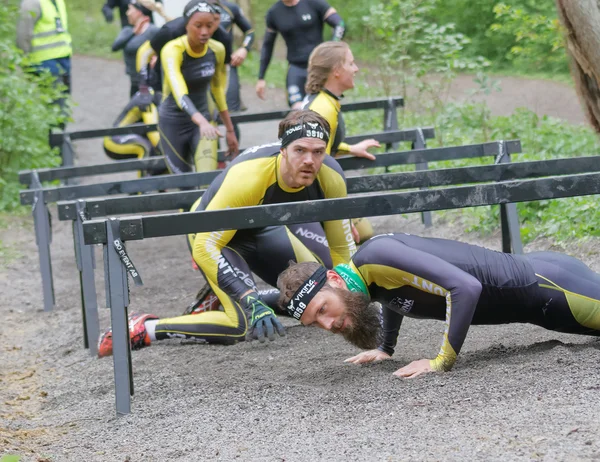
[183,284,221,315]
[97,312,158,358]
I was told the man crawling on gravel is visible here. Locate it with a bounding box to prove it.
[97,110,357,357]
[277,233,600,378]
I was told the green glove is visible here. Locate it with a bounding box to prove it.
[241,292,286,343]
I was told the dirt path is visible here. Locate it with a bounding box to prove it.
[0,55,599,461]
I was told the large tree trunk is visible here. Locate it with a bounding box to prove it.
[557,0,600,132]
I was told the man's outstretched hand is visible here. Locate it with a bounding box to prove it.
[344,349,391,364]
[242,292,286,343]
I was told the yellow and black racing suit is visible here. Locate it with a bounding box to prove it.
[303,88,373,242]
[348,234,600,371]
[153,143,356,343]
[102,90,165,176]
[302,88,351,156]
[158,36,227,174]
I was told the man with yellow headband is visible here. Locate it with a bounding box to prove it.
[277,233,600,378]
[97,110,356,357]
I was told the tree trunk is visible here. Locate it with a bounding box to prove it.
[557,0,600,133]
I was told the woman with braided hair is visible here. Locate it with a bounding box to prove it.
[158,0,238,175]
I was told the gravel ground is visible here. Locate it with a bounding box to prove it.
[1,55,599,462]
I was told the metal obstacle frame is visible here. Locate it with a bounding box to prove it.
[81,167,600,415]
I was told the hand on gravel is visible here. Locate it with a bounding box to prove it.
[393,359,433,379]
[242,292,286,343]
[344,349,390,364]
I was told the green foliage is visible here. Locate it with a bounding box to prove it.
[490,3,567,73]
[0,455,22,462]
[431,102,600,244]
[237,0,570,77]
[67,0,122,59]
[0,4,68,211]
[361,0,490,144]
[452,106,600,243]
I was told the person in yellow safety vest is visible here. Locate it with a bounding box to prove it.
[16,0,72,125]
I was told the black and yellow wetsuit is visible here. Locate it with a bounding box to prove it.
[152,143,356,343]
[103,90,165,176]
[302,89,350,156]
[348,233,600,371]
[147,17,232,91]
[158,36,228,174]
[303,89,373,242]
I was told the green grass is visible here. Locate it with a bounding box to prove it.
[67,0,123,59]
[0,455,22,462]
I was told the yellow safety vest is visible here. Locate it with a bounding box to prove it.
[28,0,72,65]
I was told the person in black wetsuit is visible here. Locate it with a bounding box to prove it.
[256,0,346,109]
[214,0,254,113]
[111,0,159,97]
[277,233,600,378]
[102,0,161,27]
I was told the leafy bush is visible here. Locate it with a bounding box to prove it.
[427,102,600,244]
[0,4,68,211]
[360,0,492,150]
[490,3,568,73]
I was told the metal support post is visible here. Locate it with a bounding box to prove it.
[31,172,55,311]
[495,141,524,254]
[61,135,77,185]
[104,218,133,415]
[383,98,400,152]
[73,200,99,355]
[413,128,432,227]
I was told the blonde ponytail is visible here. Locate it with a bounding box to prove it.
[305,41,349,95]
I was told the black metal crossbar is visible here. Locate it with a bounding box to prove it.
[22,125,426,185]
[22,135,516,206]
[58,154,598,222]
[83,171,600,245]
[47,96,404,146]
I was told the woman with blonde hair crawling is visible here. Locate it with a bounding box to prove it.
[302,41,379,242]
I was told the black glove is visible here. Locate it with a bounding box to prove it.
[241,292,286,343]
[133,85,154,112]
[101,4,114,23]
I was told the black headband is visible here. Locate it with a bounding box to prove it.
[280,122,330,149]
[286,266,328,320]
[184,2,218,22]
